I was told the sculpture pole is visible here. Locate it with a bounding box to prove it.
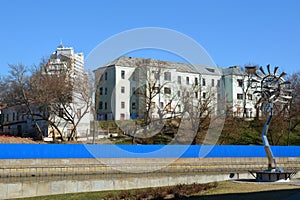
[261,103,277,170]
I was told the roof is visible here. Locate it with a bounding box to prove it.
[222,66,246,76]
[98,56,222,75]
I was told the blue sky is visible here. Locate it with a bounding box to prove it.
[0,0,299,75]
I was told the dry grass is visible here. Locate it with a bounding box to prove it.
[196,181,300,200]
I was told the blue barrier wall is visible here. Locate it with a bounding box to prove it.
[0,144,299,159]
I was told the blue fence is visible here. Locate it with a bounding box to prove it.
[0,144,299,159]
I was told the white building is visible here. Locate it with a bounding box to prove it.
[222,66,257,117]
[93,56,246,121]
[47,44,84,78]
[44,44,91,137]
[0,45,92,138]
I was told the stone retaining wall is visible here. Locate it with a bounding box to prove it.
[0,172,253,199]
[0,157,299,177]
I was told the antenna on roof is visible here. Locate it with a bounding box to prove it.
[58,39,63,48]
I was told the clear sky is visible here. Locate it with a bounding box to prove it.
[0,0,299,75]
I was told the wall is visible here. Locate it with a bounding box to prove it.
[0,144,300,159]
[0,173,253,199]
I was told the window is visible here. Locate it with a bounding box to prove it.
[237,93,243,100]
[160,102,164,108]
[217,80,220,87]
[121,70,125,79]
[203,92,206,99]
[237,79,243,87]
[99,87,103,95]
[57,107,63,118]
[186,77,190,85]
[104,102,107,110]
[206,68,215,73]
[211,79,215,87]
[164,87,171,94]
[177,76,181,84]
[121,86,125,94]
[248,94,253,100]
[105,88,107,95]
[177,91,181,97]
[12,113,15,121]
[154,71,160,80]
[99,101,103,109]
[120,113,125,120]
[195,92,198,98]
[105,72,108,80]
[121,101,125,109]
[202,78,206,86]
[164,72,171,81]
[195,77,198,85]
[132,102,136,110]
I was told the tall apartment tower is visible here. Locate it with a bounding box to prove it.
[45,44,84,78]
[44,44,91,137]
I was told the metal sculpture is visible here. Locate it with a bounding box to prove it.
[249,65,295,181]
[252,64,292,172]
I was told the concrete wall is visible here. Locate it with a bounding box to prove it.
[0,157,299,198]
[0,157,299,177]
[0,172,253,199]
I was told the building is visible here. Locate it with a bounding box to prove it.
[43,44,91,137]
[45,44,84,78]
[93,56,253,121]
[222,66,257,117]
[0,103,48,137]
[1,45,92,138]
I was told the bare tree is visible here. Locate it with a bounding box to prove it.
[29,66,73,141]
[241,65,258,118]
[6,64,44,139]
[1,60,93,141]
[180,84,216,144]
[59,72,93,140]
[32,61,93,141]
[286,71,300,145]
[133,63,169,126]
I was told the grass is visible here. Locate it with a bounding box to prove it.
[22,181,300,200]
[195,181,300,200]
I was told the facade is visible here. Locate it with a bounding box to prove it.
[93,56,252,121]
[46,44,84,78]
[0,103,48,137]
[222,66,257,117]
[1,45,92,138]
[44,44,91,137]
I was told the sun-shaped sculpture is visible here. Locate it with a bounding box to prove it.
[249,64,294,181]
[252,64,292,107]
